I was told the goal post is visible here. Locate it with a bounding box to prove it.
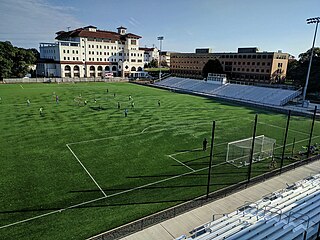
[226,135,276,168]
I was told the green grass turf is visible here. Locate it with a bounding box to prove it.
[0,82,319,239]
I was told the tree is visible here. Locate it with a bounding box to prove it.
[160,59,168,67]
[286,47,320,93]
[298,47,320,63]
[202,59,224,78]
[0,41,38,79]
[149,59,158,68]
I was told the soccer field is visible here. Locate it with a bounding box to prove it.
[0,82,319,239]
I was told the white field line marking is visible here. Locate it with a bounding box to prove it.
[258,121,309,136]
[168,155,195,172]
[141,126,152,133]
[100,161,227,199]
[20,85,24,89]
[0,196,107,230]
[68,116,247,145]
[274,135,320,149]
[66,144,107,197]
[0,160,226,230]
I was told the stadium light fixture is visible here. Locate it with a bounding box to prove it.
[157,36,164,81]
[302,17,320,106]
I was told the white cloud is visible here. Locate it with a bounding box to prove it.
[0,0,82,48]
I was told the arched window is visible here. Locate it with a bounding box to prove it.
[131,66,136,71]
[97,66,103,71]
[137,67,142,71]
[74,65,80,71]
[64,65,71,71]
[112,66,117,71]
[105,66,110,71]
[90,66,95,71]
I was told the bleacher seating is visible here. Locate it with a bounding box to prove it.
[154,77,301,106]
[176,174,320,240]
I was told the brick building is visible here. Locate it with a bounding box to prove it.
[170,47,289,84]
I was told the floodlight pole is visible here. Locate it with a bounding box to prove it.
[157,36,164,81]
[206,120,216,199]
[280,110,291,173]
[302,17,320,105]
[307,106,317,158]
[248,114,258,182]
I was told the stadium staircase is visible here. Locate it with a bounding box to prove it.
[177,174,320,240]
[154,77,301,106]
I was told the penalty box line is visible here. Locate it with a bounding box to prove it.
[0,160,227,230]
[66,144,107,197]
[168,155,196,172]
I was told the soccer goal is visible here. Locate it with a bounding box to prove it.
[226,135,276,168]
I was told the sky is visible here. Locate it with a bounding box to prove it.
[0,0,319,58]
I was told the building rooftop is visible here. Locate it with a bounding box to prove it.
[55,26,141,41]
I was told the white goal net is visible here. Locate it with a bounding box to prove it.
[226,135,276,168]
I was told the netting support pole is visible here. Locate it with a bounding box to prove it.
[307,106,317,158]
[247,114,258,182]
[280,110,291,173]
[206,120,216,199]
[291,137,295,157]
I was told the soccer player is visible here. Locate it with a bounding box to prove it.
[114,93,116,98]
[107,88,109,93]
[84,100,88,105]
[118,102,121,109]
[131,102,135,108]
[124,108,128,117]
[129,95,132,101]
[56,95,59,104]
[27,99,30,106]
[158,100,161,107]
[39,107,43,116]
[203,138,208,151]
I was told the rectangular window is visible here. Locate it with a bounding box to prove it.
[67,50,69,53]
[72,50,75,54]
[262,62,265,66]
[131,39,137,45]
[63,50,66,53]
[256,69,259,72]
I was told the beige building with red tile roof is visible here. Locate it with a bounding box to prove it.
[37,26,146,78]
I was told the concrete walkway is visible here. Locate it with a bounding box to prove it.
[121,160,320,240]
